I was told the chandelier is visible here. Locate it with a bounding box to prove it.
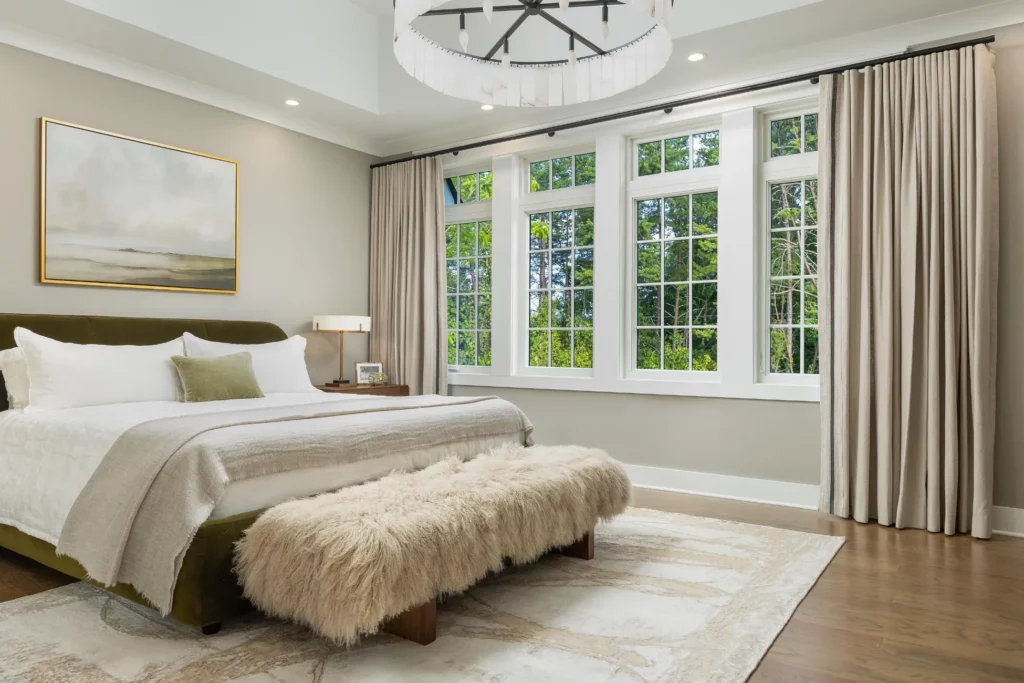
[393,0,674,107]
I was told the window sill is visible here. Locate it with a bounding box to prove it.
[447,371,819,402]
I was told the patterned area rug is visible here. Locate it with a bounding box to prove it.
[0,509,843,683]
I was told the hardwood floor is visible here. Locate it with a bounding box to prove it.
[1,490,1022,681]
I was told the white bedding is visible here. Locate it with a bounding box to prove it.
[0,393,511,545]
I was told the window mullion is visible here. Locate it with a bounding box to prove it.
[489,155,516,376]
[717,107,757,389]
[593,133,625,382]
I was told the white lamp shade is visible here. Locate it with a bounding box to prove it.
[313,315,371,332]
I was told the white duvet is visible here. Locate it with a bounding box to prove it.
[0,393,508,545]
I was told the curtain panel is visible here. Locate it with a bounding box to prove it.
[818,45,999,538]
[369,158,447,396]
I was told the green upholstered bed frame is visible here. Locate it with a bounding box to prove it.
[0,313,288,631]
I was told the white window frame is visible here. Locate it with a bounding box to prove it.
[758,104,819,387]
[632,126,722,179]
[445,162,493,374]
[447,87,821,402]
[517,148,597,378]
[523,145,598,196]
[445,167,494,207]
[626,162,722,383]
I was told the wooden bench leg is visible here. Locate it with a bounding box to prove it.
[201,622,222,636]
[382,599,437,645]
[554,529,595,560]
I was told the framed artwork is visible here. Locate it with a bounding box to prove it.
[355,362,384,384]
[40,118,239,294]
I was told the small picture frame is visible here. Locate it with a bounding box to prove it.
[355,362,384,385]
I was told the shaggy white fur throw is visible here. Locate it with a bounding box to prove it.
[235,444,631,645]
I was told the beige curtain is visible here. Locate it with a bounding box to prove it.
[369,158,447,396]
[819,45,999,538]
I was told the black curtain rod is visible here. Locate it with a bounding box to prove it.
[371,34,994,170]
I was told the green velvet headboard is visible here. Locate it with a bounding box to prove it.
[0,313,287,411]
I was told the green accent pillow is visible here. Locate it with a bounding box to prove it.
[171,352,265,402]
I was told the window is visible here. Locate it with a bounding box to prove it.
[527,208,594,368]
[768,179,818,375]
[529,153,595,193]
[444,171,493,206]
[770,114,818,157]
[445,92,822,403]
[636,130,720,177]
[635,192,719,371]
[446,221,492,366]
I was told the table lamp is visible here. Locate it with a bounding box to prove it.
[313,315,371,384]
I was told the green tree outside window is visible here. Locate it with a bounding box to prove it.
[635,191,719,371]
[446,220,493,367]
[528,208,595,368]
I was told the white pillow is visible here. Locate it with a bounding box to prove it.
[0,347,30,410]
[14,328,184,411]
[182,332,316,394]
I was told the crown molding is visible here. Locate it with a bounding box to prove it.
[0,21,385,157]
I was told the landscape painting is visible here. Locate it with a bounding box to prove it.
[41,119,238,293]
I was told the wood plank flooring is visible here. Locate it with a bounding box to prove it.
[1,489,1022,681]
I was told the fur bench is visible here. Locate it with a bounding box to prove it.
[235,444,631,645]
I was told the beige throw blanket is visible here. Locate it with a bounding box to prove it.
[56,395,533,614]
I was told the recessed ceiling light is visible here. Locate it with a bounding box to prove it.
[285,99,300,106]
[481,104,494,111]
[688,53,706,62]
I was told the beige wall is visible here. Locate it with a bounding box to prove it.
[994,32,1024,510]
[451,387,821,485]
[0,43,376,384]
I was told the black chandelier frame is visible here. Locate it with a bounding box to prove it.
[418,0,644,65]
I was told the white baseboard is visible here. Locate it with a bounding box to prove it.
[993,506,1024,538]
[623,464,820,510]
[624,463,1024,538]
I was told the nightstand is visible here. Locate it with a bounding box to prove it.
[318,383,410,397]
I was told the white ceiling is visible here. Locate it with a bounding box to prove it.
[1,0,1022,158]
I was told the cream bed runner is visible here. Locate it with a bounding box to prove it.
[56,395,533,614]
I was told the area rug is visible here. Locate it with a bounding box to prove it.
[0,508,843,683]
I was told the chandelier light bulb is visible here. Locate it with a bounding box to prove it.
[559,0,570,11]
[459,13,469,51]
[601,3,609,39]
[483,0,493,22]
[568,34,577,67]
[502,38,511,68]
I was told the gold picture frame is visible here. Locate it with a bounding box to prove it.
[40,118,240,294]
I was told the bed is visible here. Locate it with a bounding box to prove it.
[0,313,532,632]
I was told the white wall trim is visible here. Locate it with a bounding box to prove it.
[993,506,1024,538]
[624,463,820,509]
[0,21,382,156]
[625,463,1024,538]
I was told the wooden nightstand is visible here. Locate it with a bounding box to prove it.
[318,383,410,397]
